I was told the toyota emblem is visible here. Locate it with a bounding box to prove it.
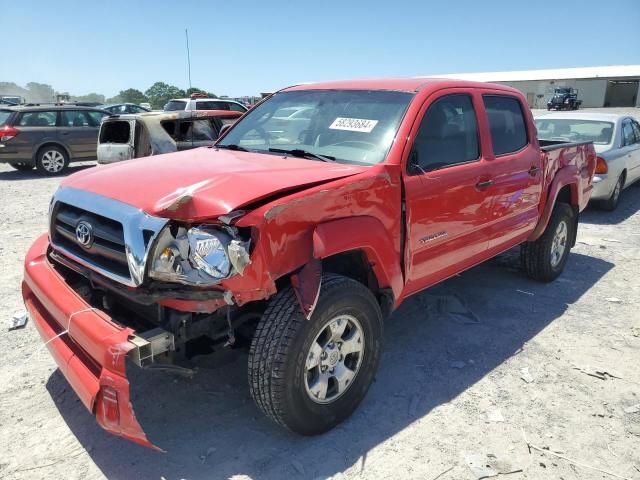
[75,221,94,248]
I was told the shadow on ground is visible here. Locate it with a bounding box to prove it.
[581,183,640,225]
[0,163,94,180]
[46,251,613,480]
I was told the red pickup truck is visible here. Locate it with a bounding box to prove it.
[22,79,596,449]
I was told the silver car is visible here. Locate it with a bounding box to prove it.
[535,113,640,210]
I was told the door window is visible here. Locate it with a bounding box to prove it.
[483,95,528,155]
[622,119,637,146]
[18,111,57,127]
[632,121,640,144]
[61,111,94,127]
[87,110,107,125]
[411,94,479,172]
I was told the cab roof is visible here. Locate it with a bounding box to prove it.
[282,77,520,93]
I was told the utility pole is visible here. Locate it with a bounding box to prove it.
[185,28,192,90]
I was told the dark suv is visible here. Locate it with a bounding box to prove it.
[0,105,109,175]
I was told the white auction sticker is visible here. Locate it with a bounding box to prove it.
[329,117,379,133]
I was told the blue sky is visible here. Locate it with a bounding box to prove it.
[4,0,640,97]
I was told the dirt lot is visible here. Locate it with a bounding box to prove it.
[1,109,640,480]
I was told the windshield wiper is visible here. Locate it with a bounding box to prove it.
[216,144,249,152]
[268,148,336,162]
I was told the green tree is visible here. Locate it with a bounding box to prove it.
[106,95,122,103]
[145,82,185,109]
[117,88,148,105]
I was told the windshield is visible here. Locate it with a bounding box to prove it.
[164,100,187,111]
[535,118,614,145]
[217,89,414,165]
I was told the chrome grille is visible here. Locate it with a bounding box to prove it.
[49,188,168,287]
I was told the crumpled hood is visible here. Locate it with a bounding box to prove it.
[62,148,366,221]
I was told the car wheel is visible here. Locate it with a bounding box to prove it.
[248,273,383,435]
[521,203,575,282]
[9,162,34,171]
[601,174,624,211]
[36,146,69,175]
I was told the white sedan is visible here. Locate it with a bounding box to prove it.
[535,113,640,210]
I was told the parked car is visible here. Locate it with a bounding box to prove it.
[536,112,640,210]
[139,102,152,110]
[164,93,248,113]
[0,95,23,106]
[547,87,582,111]
[97,110,242,164]
[23,78,596,448]
[99,103,151,115]
[0,105,110,175]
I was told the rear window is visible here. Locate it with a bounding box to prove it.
[165,100,187,111]
[483,95,528,156]
[534,119,614,145]
[0,110,11,126]
[196,101,230,111]
[18,111,57,127]
[100,121,131,143]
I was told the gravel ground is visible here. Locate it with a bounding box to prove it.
[1,108,640,480]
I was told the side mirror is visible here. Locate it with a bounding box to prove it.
[218,124,232,139]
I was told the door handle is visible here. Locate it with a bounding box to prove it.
[476,179,494,189]
[61,132,70,135]
[528,165,541,176]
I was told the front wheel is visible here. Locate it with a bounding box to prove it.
[521,203,575,282]
[248,274,383,435]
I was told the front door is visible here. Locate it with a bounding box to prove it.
[402,90,494,296]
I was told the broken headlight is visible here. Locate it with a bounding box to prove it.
[149,224,250,286]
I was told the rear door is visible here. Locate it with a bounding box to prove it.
[57,110,101,159]
[13,110,59,160]
[402,89,494,295]
[480,93,544,253]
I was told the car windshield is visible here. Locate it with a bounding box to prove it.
[165,100,187,111]
[0,110,11,126]
[535,118,614,145]
[217,89,413,165]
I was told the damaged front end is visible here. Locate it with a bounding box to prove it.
[29,188,259,448]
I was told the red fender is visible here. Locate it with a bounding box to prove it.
[529,167,579,242]
[312,216,404,301]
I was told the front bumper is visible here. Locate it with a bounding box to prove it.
[590,174,615,201]
[22,233,157,449]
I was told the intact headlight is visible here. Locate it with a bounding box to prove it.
[149,224,250,286]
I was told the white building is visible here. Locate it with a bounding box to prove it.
[431,65,640,109]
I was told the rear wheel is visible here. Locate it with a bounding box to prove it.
[248,274,383,435]
[601,174,624,211]
[9,162,34,171]
[521,203,575,282]
[36,146,68,175]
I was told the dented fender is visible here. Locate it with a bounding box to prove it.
[528,166,579,242]
[312,217,404,302]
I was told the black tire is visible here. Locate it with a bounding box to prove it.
[521,203,575,282]
[9,162,34,171]
[248,273,383,435]
[601,174,624,211]
[35,145,69,176]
